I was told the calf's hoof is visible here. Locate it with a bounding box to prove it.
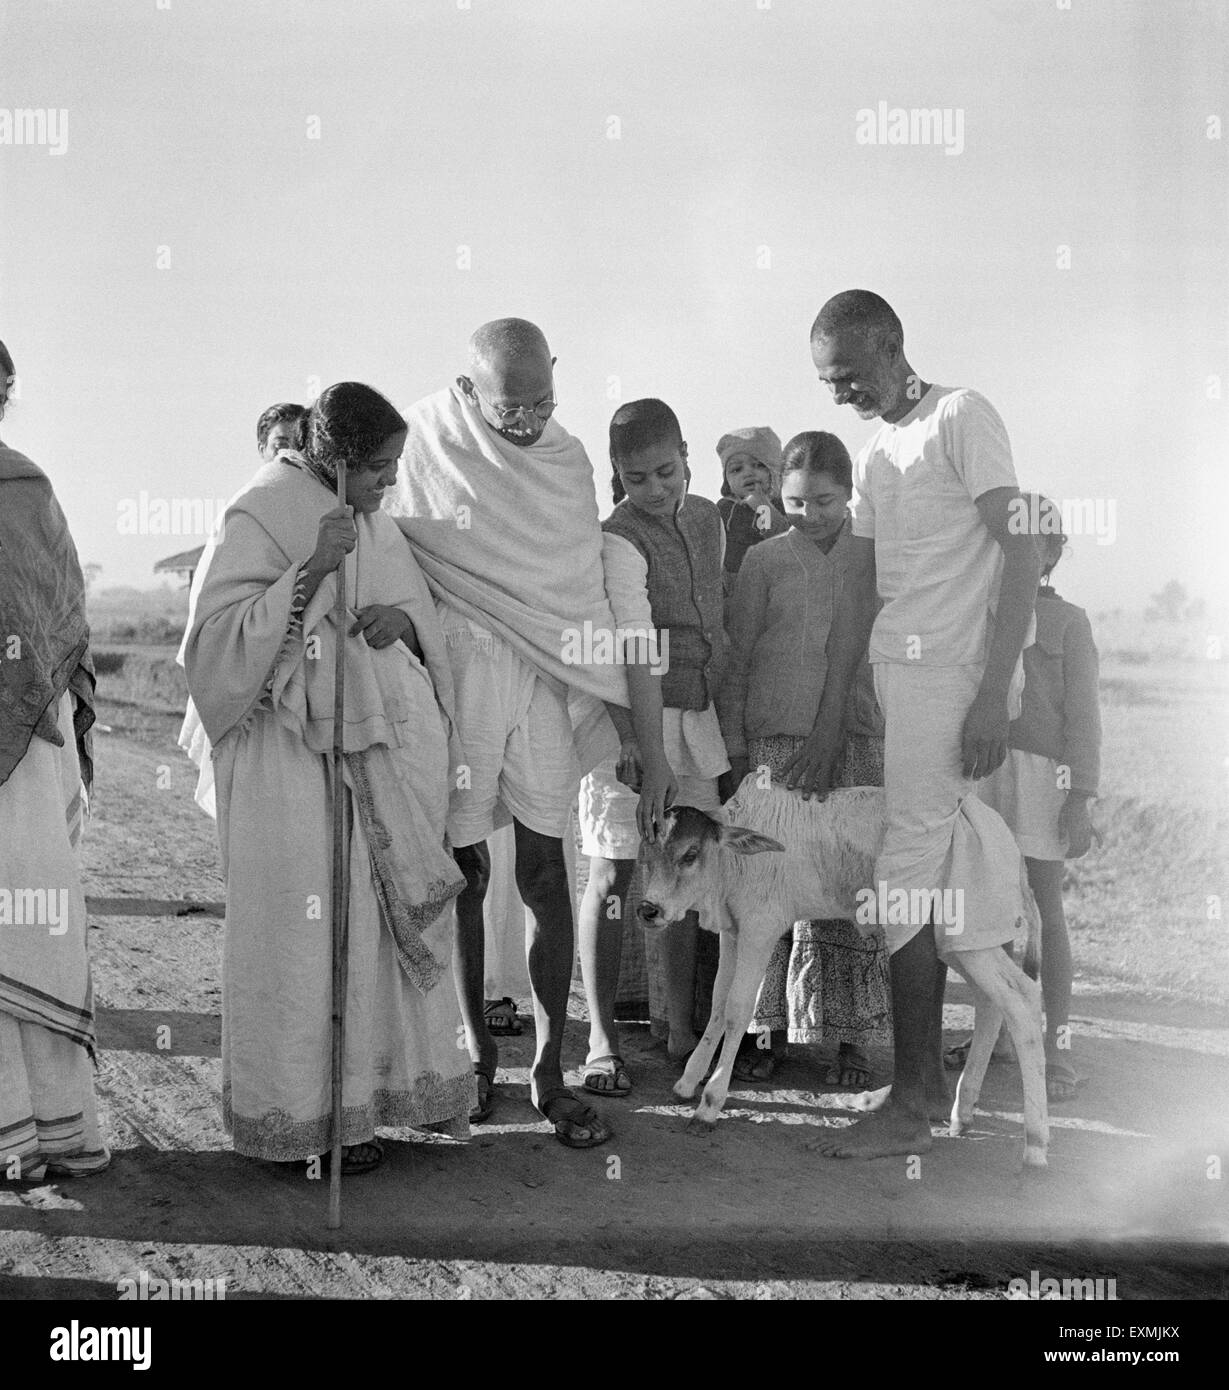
[685,1114,717,1137]
[1021,1143,1049,1170]
[673,1077,698,1101]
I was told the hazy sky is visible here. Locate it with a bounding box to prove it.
[2,0,1225,614]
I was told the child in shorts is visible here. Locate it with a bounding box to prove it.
[576,400,730,1096]
[977,495,1100,1101]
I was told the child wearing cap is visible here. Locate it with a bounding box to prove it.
[716,426,790,591]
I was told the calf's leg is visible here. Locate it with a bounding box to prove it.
[675,928,737,1100]
[689,919,787,1128]
[947,963,1001,1137]
[955,947,1048,1167]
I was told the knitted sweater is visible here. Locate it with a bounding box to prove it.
[718,520,881,757]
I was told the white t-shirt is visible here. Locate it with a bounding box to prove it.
[851,385,1028,669]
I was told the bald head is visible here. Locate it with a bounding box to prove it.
[461,317,557,445]
[810,290,903,351]
[468,317,552,375]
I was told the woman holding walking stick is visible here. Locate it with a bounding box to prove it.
[181,383,474,1178]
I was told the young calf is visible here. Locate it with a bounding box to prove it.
[637,778,1049,1167]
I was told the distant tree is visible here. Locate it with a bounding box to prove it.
[82,562,103,595]
[1145,580,1189,622]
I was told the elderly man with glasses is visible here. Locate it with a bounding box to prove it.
[385,318,658,1148]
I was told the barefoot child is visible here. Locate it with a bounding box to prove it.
[977,496,1100,1102]
[577,400,730,1094]
[715,427,790,595]
[719,431,890,1087]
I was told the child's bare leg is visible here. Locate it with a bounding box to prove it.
[925,953,952,1116]
[453,841,497,1078]
[663,911,700,1056]
[578,855,635,1068]
[812,922,936,1158]
[1027,857,1076,1092]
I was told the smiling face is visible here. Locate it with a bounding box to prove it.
[780,468,851,549]
[723,452,773,501]
[810,327,907,423]
[346,429,405,513]
[461,345,556,447]
[615,437,688,518]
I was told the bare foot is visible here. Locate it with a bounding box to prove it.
[809,1103,933,1159]
[824,1043,872,1089]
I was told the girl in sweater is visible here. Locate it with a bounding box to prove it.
[719,431,890,1087]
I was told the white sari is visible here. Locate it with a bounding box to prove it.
[180,457,473,1160]
[0,693,107,1177]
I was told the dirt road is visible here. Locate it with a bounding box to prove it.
[2,723,1226,1300]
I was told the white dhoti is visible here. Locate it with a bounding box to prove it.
[874,662,1029,958]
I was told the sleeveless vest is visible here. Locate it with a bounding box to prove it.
[603,495,726,710]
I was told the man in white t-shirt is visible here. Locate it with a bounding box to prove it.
[784,290,1041,1160]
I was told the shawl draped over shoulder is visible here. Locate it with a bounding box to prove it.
[178,454,464,993]
[0,444,95,1055]
[0,443,95,793]
[384,386,626,779]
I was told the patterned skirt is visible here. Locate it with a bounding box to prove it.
[745,733,891,1048]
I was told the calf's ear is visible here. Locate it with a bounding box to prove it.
[718,824,784,856]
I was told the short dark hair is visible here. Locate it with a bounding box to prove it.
[256,401,307,450]
[609,398,683,462]
[0,338,14,422]
[1029,494,1067,579]
[781,431,853,493]
[302,383,405,477]
[810,290,903,350]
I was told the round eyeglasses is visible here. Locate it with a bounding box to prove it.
[471,382,557,425]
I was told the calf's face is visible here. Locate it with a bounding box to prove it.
[636,805,784,928]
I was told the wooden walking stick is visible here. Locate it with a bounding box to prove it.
[327,459,350,1231]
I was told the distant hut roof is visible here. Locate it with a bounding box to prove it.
[154,545,205,575]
